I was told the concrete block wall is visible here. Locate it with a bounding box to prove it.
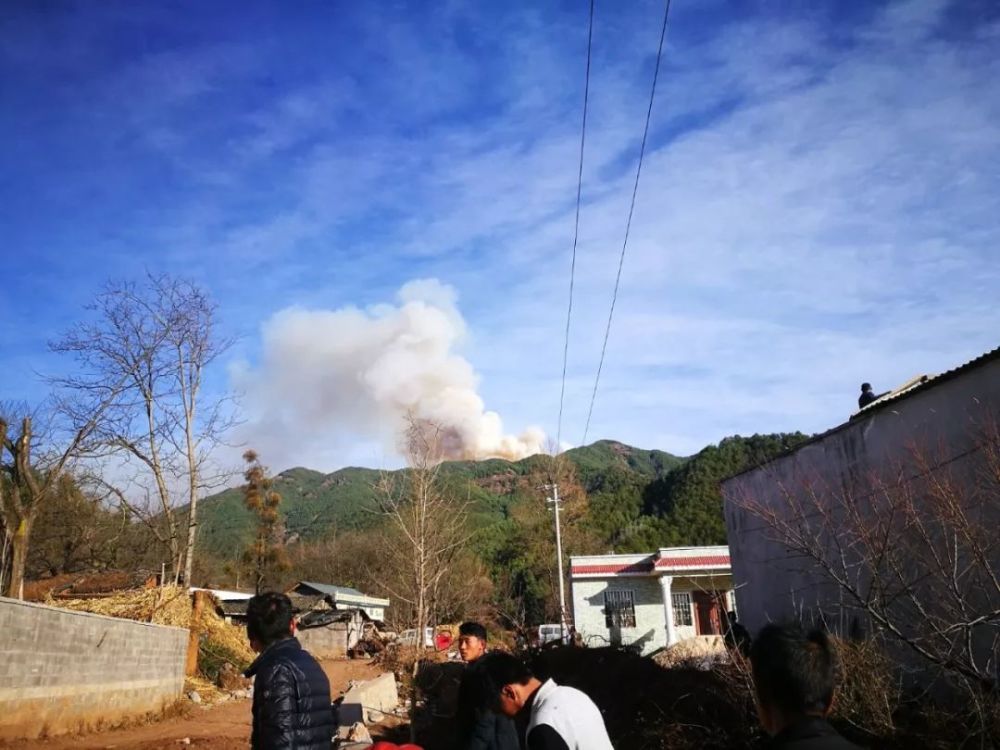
[297,623,351,658]
[0,597,187,739]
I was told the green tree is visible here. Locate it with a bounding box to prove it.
[242,450,289,594]
[644,433,811,545]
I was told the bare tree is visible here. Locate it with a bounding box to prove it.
[50,274,235,584]
[374,416,473,740]
[0,403,111,598]
[734,414,1000,737]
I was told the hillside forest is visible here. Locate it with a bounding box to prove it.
[16,434,808,628]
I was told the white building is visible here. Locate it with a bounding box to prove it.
[570,546,734,655]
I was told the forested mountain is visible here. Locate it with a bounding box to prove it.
[194,434,807,566]
[22,433,808,626]
[194,440,684,553]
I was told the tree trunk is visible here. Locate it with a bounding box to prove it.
[7,515,33,600]
[186,590,209,676]
[181,385,199,587]
[411,543,426,744]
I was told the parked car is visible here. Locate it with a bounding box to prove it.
[538,623,570,645]
[397,627,435,648]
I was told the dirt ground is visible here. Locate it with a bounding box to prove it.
[2,660,394,750]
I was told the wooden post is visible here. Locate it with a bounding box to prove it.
[186,590,209,676]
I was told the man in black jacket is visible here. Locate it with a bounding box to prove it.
[244,592,334,750]
[455,622,519,750]
[751,623,861,749]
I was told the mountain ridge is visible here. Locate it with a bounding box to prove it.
[195,439,687,553]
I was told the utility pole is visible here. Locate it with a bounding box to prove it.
[545,484,568,638]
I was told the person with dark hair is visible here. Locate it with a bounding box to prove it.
[458,621,489,663]
[750,623,861,749]
[724,610,752,655]
[858,383,877,409]
[476,651,613,750]
[243,592,334,750]
[455,622,519,750]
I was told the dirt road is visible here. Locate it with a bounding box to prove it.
[2,660,392,750]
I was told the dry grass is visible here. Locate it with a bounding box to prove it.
[831,637,901,738]
[50,586,255,684]
[53,585,193,625]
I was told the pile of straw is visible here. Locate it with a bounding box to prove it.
[54,585,193,626]
[52,585,255,681]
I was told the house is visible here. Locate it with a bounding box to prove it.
[570,546,734,655]
[288,581,389,621]
[721,347,1000,661]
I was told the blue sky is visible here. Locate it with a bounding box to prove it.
[2,0,999,471]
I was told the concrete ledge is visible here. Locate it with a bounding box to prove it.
[0,681,183,739]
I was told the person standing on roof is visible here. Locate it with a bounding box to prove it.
[858,383,878,409]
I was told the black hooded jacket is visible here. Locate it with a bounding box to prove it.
[764,717,863,750]
[244,637,334,750]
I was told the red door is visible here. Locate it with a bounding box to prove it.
[693,592,722,635]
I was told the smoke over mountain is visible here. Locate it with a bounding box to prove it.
[235,279,545,468]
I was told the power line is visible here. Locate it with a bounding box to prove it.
[581,0,673,445]
[556,0,596,451]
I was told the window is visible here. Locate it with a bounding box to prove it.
[603,589,636,628]
[671,592,693,627]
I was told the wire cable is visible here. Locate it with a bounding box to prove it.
[556,0,596,452]
[581,0,672,445]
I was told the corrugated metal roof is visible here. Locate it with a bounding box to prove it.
[723,345,1000,482]
[853,345,1000,416]
[294,581,366,598]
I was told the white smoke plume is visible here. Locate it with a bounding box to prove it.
[234,279,546,467]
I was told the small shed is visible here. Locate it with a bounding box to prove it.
[213,591,370,658]
[296,607,370,658]
[288,581,389,621]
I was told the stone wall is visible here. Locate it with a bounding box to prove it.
[297,621,364,658]
[0,597,187,739]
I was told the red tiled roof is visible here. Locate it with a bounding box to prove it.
[571,562,654,575]
[571,555,731,576]
[655,555,730,568]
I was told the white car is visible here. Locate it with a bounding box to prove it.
[397,627,434,648]
[537,623,570,645]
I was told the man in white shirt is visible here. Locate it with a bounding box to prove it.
[475,652,614,750]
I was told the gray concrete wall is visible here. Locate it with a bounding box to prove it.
[297,618,364,658]
[723,356,1000,637]
[0,597,187,739]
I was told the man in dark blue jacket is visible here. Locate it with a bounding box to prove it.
[244,592,334,750]
[455,622,520,750]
